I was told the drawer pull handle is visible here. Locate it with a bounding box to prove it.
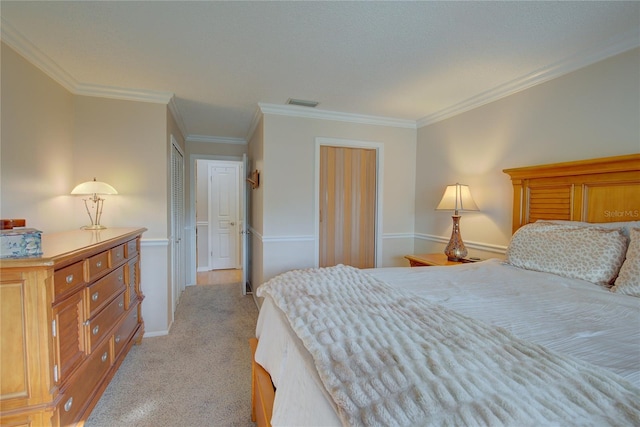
[118,275,123,282]
[101,352,108,362]
[64,397,73,412]
[96,261,102,268]
[92,325,100,335]
[66,274,74,284]
[116,251,122,258]
[119,301,124,308]
[92,292,99,302]
[83,320,90,326]
[115,335,121,344]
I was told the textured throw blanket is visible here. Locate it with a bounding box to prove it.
[257,265,640,427]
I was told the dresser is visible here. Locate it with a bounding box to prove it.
[0,227,146,426]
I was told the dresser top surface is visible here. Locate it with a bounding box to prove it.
[1,227,147,268]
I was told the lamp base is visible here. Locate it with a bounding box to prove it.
[81,224,107,230]
[80,198,108,231]
[444,215,468,261]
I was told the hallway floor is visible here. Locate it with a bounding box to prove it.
[196,268,242,285]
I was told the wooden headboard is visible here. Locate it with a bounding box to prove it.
[503,154,640,233]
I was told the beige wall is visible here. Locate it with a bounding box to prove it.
[4,37,638,318]
[195,159,209,270]
[73,96,168,237]
[183,140,247,285]
[258,113,417,284]
[168,110,186,153]
[1,43,172,238]
[1,42,76,231]
[247,117,264,290]
[415,47,640,259]
[186,140,246,159]
[72,96,171,335]
[1,43,174,336]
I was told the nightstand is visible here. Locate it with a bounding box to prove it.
[404,253,477,267]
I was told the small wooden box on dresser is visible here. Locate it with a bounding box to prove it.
[0,227,146,427]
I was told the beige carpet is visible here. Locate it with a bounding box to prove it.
[86,282,259,427]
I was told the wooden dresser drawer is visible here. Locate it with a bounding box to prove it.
[114,305,139,358]
[54,261,85,301]
[125,238,138,258]
[125,257,139,309]
[110,244,126,266]
[87,292,125,353]
[52,290,86,384]
[87,251,110,282]
[0,227,146,427]
[57,338,112,427]
[87,266,126,318]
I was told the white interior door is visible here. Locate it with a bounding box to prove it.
[209,163,239,270]
[170,138,186,315]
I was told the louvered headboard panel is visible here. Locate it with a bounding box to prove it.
[528,186,572,223]
[503,154,640,233]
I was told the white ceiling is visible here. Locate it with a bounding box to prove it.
[2,1,639,142]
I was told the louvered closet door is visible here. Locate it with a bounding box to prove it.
[170,140,185,314]
[319,146,376,269]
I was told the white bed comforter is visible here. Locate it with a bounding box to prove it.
[255,260,640,427]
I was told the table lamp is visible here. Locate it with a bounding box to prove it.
[436,183,479,261]
[71,178,118,230]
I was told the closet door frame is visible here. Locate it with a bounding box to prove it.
[314,137,384,268]
[170,136,186,317]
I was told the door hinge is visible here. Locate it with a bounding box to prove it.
[52,319,57,337]
[53,364,59,382]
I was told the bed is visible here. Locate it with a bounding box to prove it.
[250,154,640,427]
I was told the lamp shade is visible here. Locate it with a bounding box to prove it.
[435,183,478,213]
[70,178,117,230]
[71,178,118,196]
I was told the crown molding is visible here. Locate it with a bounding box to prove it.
[417,29,640,128]
[258,103,417,129]
[1,17,77,93]
[4,14,637,135]
[186,135,247,145]
[74,82,173,104]
[1,17,173,105]
[246,105,264,142]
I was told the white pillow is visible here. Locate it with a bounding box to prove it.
[506,222,628,286]
[611,228,640,297]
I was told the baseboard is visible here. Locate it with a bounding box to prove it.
[143,330,169,338]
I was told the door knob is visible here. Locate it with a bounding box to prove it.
[230,222,235,226]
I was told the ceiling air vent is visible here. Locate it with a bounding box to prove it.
[287,98,319,108]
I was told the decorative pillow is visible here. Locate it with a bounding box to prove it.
[611,228,640,296]
[537,220,640,238]
[506,222,628,286]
